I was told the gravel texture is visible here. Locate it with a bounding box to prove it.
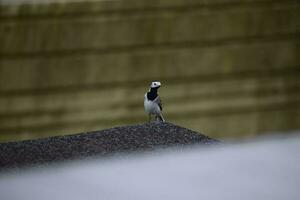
[0,122,218,168]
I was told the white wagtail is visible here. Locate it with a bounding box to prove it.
[144,81,165,122]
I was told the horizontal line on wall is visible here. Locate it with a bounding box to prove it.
[167,99,300,119]
[130,85,300,112]
[0,65,299,97]
[1,83,300,119]
[0,33,299,59]
[0,99,299,135]
[0,0,298,21]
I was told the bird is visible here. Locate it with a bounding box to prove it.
[144,81,165,122]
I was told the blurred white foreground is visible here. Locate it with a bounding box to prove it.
[1,135,300,200]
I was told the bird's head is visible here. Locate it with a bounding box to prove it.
[150,81,161,89]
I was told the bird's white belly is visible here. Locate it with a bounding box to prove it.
[144,98,160,115]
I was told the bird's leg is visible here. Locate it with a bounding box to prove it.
[159,113,165,122]
[155,115,159,121]
[148,114,151,123]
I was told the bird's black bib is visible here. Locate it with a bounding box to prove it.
[147,88,158,101]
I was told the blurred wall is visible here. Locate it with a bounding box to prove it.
[0,0,300,141]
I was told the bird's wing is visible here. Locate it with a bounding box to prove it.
[154,96,163,111]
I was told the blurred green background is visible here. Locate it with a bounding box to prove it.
[0,0,299,142]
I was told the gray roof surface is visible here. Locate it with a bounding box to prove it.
[0,122,217,168]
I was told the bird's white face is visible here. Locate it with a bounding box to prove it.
[151,81,161,88]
